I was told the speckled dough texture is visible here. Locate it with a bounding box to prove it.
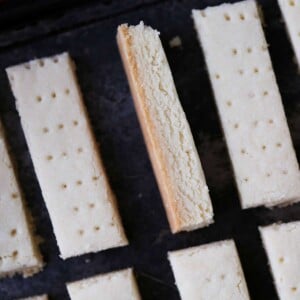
[260,221,300,300]
[117,22,213,233]
[67,268,141,300]
[0,121,43,278]
[192,0,300,208]
[168,239,250,300]
[277,0,300,69]
[6,53,128,259]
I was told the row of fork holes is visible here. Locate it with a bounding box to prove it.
[200,11,258,20]
[289,0,300,37]
[36,89,70,102]
[215,66,271,80]
[10,195,28,242]
[43,115,98,195]
[60,176,99,190]
[225,90,269,109]
[228,96,285,178]
[7,229,18,260]
[43,120,78,134]
[278,257,298,293]
[43,118,79,162]
[78,226,100,236]
[232,45,268,56]
[231,113,287,181]
[241,141,286,181]
[240,143,282,154]
[206,273,227,282]
[230,89,271,126]
[24,57,59,70]
[213,46,269,80]
[0,250,19,263]
[77,223,115,236]
[243,169,288,182]
[288,1,300,38]
[46,147,83,161]
[233,118,274,129]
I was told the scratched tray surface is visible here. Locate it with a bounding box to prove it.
[0,0,299,299]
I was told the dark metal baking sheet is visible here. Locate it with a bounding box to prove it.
[0,0,159,48]
[0,0,299,299]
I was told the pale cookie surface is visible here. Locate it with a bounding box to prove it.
[260,221,300,300]
[67,268,141,300]
[168,239,250,300]
[277,0,300,69]
[6,53,127,259]
[0,122,42,278]
[117,22,213,233]
[193,0,300,208]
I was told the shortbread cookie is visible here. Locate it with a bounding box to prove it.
[169,240,250,300]
[67,268,140,300]
[117,22,213,233]
[6,53,127,259]
[277,0,300,69]
[0,121,42,277]
[192,0,300,208]
[260,221,300,300]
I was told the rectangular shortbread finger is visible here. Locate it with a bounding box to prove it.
[192,0,300,208]
[6,53,127,259]
[168,240,250,300]
[0,121,43,278]
[117,22,213,233]
[259,221,300,300]
[67,268,141,300]
[277,0,300,69]
[20,295,48,300]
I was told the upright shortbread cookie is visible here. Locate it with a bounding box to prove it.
[193,0,300,208]
[0,121,43,278]
[168,240,250,300]
[260,221,300,300]
[6,53,127,259]
[67,268,141,300]
[20,295,48,300]
[117,22,213,233]
[277,0,300,69]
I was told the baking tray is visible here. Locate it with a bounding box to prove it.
[0,0,299,299]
